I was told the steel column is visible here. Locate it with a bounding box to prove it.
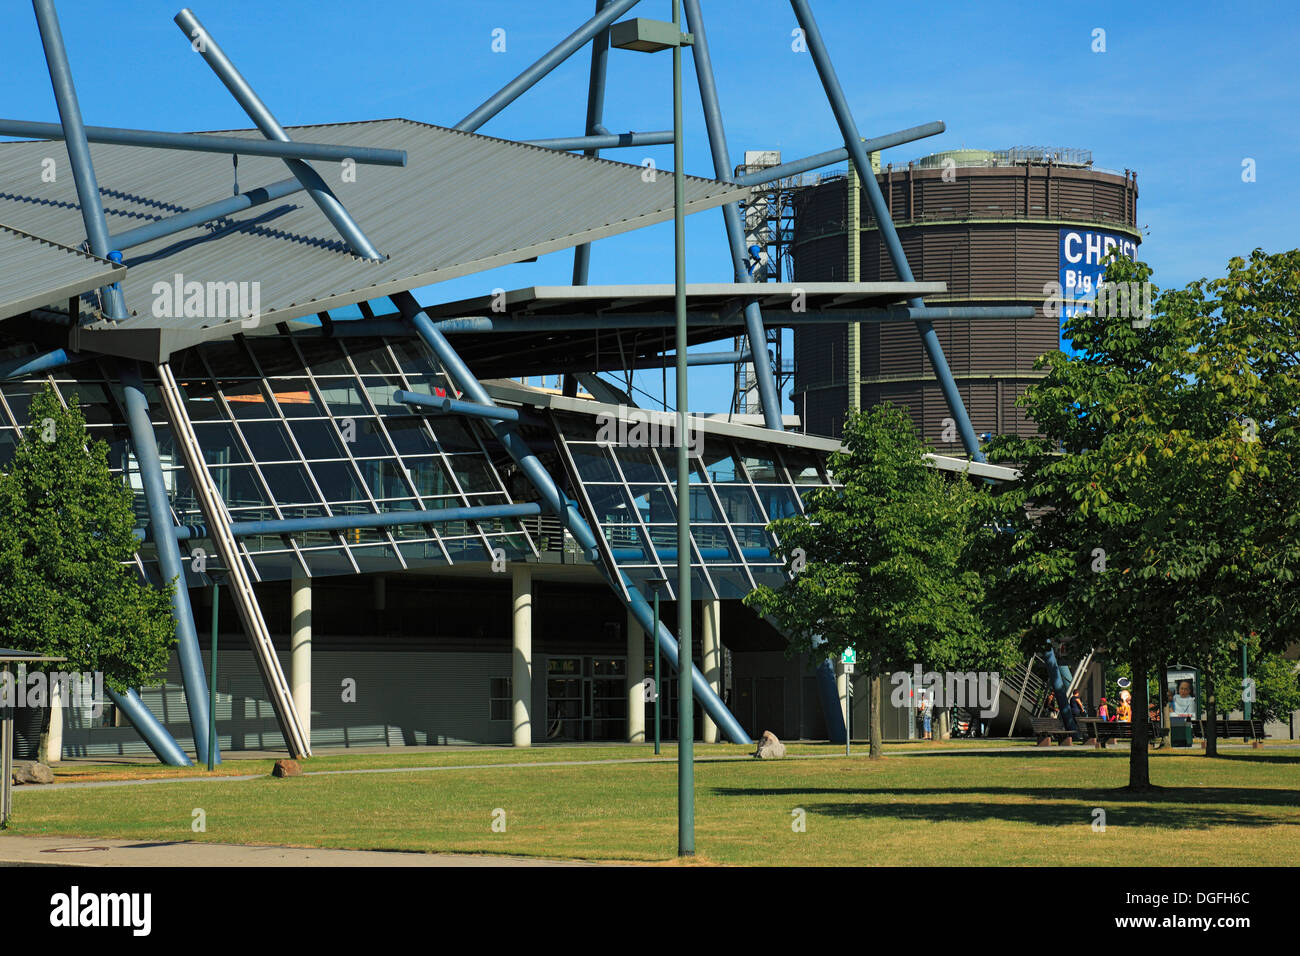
[789,0,986,461]
[173,9,383,261]
[31,0,126,319]
[454,0,643,133]
[103,686,191,766]
[731,122,945,187]
[527,131,674,151]
[682,0,783,431]
[0,348,84,381]
[119,361,214,764]
[396,290,751,744]
[571,0,615,287]
[108,178,304,251]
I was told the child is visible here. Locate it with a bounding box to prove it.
[1098,697,1110,721]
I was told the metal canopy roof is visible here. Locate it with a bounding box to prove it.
[0,118,750,360]
[422,282,947,319]
[0,223,124,321]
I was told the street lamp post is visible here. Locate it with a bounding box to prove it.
[611,5,695,857]
[649,577,668,756]
[207,567,228,772]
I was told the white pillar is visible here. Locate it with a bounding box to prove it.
[512,564,532,747]
[837,670,849,740]
[701,600,721,744]
[291,571,312,745]
[627,610,645,743]
[42,678,63,764]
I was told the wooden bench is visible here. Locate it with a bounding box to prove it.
[1192,719,1268,743]
[1077,717,1134,748]
[1031,717,1076,746]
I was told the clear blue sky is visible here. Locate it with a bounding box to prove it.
[5,1,1295,413]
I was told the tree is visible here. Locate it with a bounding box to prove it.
[0,383,176,760]
[984,249,1298,788]
[744,404,1014,758]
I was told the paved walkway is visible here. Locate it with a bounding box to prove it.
[0,835,591,867]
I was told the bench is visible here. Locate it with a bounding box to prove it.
[1192,719,1268,743]
[1077,717,1136,748]
[1031,717,1076,746]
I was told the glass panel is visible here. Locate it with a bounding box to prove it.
[700,450,742,483]
[360,458,414,500]
[733,442,781,482]
[360,376,406,414]
[201,341,259,378]
[260,463,319,506]
[570,444,618,482]
[192,421,248,465]
[176,381,224,420]
[692,526,737,561]
[58,382,118,426]
[585,484,633,523]
[338,418,389,458]
[316,380,369,417]
[299,547,354,577]
[268,380,325,417]
[712,485,764,523]
[447,455,498,493]
[428,417,480,453]
[0,429,16,468]
[210,465,269,508]
[309,460,369,503]
[287,418,345,459]
[628,484,676,524]
[349,346,399,376]
[405,457,455,497]
[782,449,827,484]
[248,337,305,376]
[385,417,438,456]
[755,485,801,520]
[612,447,664,483]
[709,566,755,600]
[731,525,775,555]
[223,380,275,418]
[685,486,720,522]
[237,419,296,462]
[295,339,352,375]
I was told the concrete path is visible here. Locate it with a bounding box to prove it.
[0,834,592,867]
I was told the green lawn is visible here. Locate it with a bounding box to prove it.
[9,746,1298,865]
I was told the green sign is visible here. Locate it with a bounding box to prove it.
[840,648,857,665]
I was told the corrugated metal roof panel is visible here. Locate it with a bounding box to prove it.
[0,118,751,354]
[0,222,124,320]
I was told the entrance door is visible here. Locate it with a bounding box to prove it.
[546,657,627,741]
[754,678,785,739]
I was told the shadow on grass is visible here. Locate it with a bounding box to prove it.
[879,748,1300,766]
[804,799,1295,830]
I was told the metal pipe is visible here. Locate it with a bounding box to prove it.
[429,304,1035,334]
[682,0,782,431]
[397,290,751,744]
[104,686,192,766]
[0,347,85,381]
[572,0,615,290]
[31,0,127,319]
[394,390,521,422]
[732,122,945,187]
[119,361,214,764]
[108,178,304,250]
[0,119,406,166]
[527,131,673,151]
[454,0,643,132]
[132,523,209,543]
[790,0,986,462]
[229,502,542,538]
[174,9,383,261]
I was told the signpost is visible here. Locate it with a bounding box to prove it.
[841,648,856,757]
[0,649,67,828]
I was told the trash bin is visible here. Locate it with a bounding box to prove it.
[1170,716,1192,748]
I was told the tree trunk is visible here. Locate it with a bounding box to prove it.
[1127,659,1152,791]
[36,702,53,765]
[869,674,883,759]
[1205,665,1219,757]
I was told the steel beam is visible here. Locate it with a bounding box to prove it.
[526,131,674,151]
[108,178,304,251]
[0,348,85,381]
[0,119,406,166]
[572,0,616,290]
[31,0,126,319]
[682,0,782,430]
[155,363,310,758]
[732,121,946,187]
[119,361,215,765]
[104,687,192,766]
[454,0,643,133]
[229,502,542,538]
[174,9,383,261]
[396,290,751,744]
[789,0,986,462]
[394,391,521,422]
[132,523,209,543]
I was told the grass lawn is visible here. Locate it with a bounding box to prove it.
[8,746,1298,865]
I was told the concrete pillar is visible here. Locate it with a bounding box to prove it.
[701,600,721,743]
[290,571,312,745]
[837,670,849,740]
[512,564,532,747]
[627,610,645,743]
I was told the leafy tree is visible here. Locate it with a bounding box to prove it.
[983,249,1298,788]
[744,404,1014,758]
[0,383,175,759]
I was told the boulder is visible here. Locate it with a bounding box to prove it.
[12,760,55,785]
[271,759,303,778]
[752,730,786,759]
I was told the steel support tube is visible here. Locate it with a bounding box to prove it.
[0,119,406,166]
[174,9,383,261]
[790,0,985,462]
[108,178,304,251]
[682,0,782,431]
[229,502,541,538]
[732,122,945,187]
[572,0,614,290]
[31,0,126,319]
[105,686,192,766]
[0,348,85,381]
[454,0,643,133]
[132,523,209,543]
[393,390,521,423]
[527,131,673,151]
[119,361,214,765]
[397,291,750,744]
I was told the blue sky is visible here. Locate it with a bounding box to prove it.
[5,1,1296,412]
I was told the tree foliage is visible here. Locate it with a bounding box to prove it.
[0,383,175,693]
